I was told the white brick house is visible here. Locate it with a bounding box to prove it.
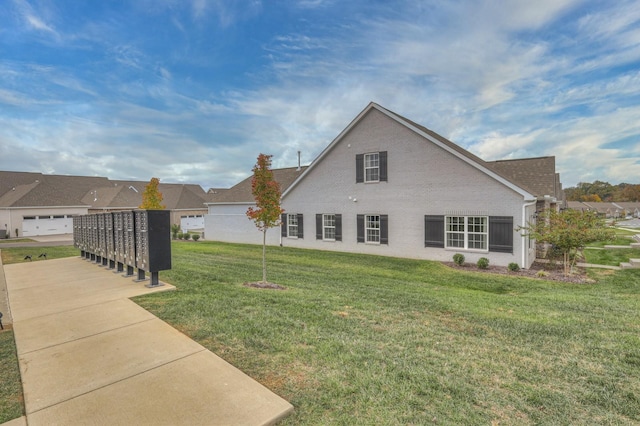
[206,102,564,268]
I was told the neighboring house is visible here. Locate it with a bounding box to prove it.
[0,172,110,237]
[204,167,307,245]
[614,202,640,218]
[567,201,640,218]
[205,102,564,268]
[0,171,211,237]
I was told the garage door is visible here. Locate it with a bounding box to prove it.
[22,215,74,237]
[180,215,204,231]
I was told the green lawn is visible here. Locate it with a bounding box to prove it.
[0,246,79,264]
[584,247,640,266]
[0,331,23,423]
[133,241,640,425]
[588,233,637,248]
[1,241,639,424]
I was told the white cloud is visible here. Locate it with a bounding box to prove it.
[12,0,60,38]
[1,0,639,191]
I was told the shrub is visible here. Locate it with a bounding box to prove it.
[453,253,465,266]
[192,234,200,241]
[536,270,549,278]
[171,224,180,239]
[477,257,489,269]
[177,232,184,240]
[508,262,520,272]
[183,233,191,241]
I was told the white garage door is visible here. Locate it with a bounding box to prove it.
[180,215,204,231]
[22,215,74,237]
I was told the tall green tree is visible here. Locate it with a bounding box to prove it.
[519,209,614,275]
[139,177,166,209]
[246,154,284,283]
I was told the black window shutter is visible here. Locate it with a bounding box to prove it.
[281,213,287,238]
[356,154,364,183]
[489,216,513,253]
[424,215,444,247]
[379,151,388,182]
[380,215,389,245]
[297,214,304,239]
[357,214,364,243]
[335,214,342,241]
[316,214,322,240]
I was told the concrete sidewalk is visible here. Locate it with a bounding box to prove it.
[2,256,293,425]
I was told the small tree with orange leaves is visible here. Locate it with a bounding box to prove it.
[246,154,284,283]
[139,177,166,210]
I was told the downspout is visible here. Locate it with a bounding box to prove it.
[522,199,538,268]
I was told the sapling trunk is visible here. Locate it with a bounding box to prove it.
[262,228,267,283]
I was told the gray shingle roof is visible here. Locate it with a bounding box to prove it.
[0,171,209,210]
[486,157,559,199]
[0,172,110,207]
[209,167,308,203]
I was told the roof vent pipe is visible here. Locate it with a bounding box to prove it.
[297,151,301,171]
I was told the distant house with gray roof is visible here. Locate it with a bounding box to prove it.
[567,201,640,218]
[0,171,212,237]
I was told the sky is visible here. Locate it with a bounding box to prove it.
[1,0,639,190]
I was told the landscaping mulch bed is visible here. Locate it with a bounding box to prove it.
[444,261,595,284]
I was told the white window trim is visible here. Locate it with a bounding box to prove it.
[445,216,488,251]
[322,214,336,241]
[365,214,381,244]
[364,152,380,183]
[287,213,299,238]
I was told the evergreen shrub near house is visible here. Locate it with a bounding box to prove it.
[177,232,184,240]
[171,224,180,240]
[192,234,200,241]
[183,233,191,241]
[477,257,489,269]
[508,262,520,272]
[453,253,465,266]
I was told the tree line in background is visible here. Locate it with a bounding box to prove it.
[564,181,640,202]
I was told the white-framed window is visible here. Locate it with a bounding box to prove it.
[323,214,335,240]
[366,214,381,243]
[446,216,487,250]
[287,214,299,238]
[364,153,380,182]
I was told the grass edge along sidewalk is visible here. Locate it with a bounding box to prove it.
[3,241,640,424]
[0,330,23,423]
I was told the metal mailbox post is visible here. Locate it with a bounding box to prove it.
[113,211,125,273]
[89,214,98,262]
[123,210,136,277]
[105,212,115,269]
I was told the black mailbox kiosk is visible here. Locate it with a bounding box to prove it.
[134,209,171,286]
[73,210,171,287]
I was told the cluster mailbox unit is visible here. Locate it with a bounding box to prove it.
[73,210,171,286]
